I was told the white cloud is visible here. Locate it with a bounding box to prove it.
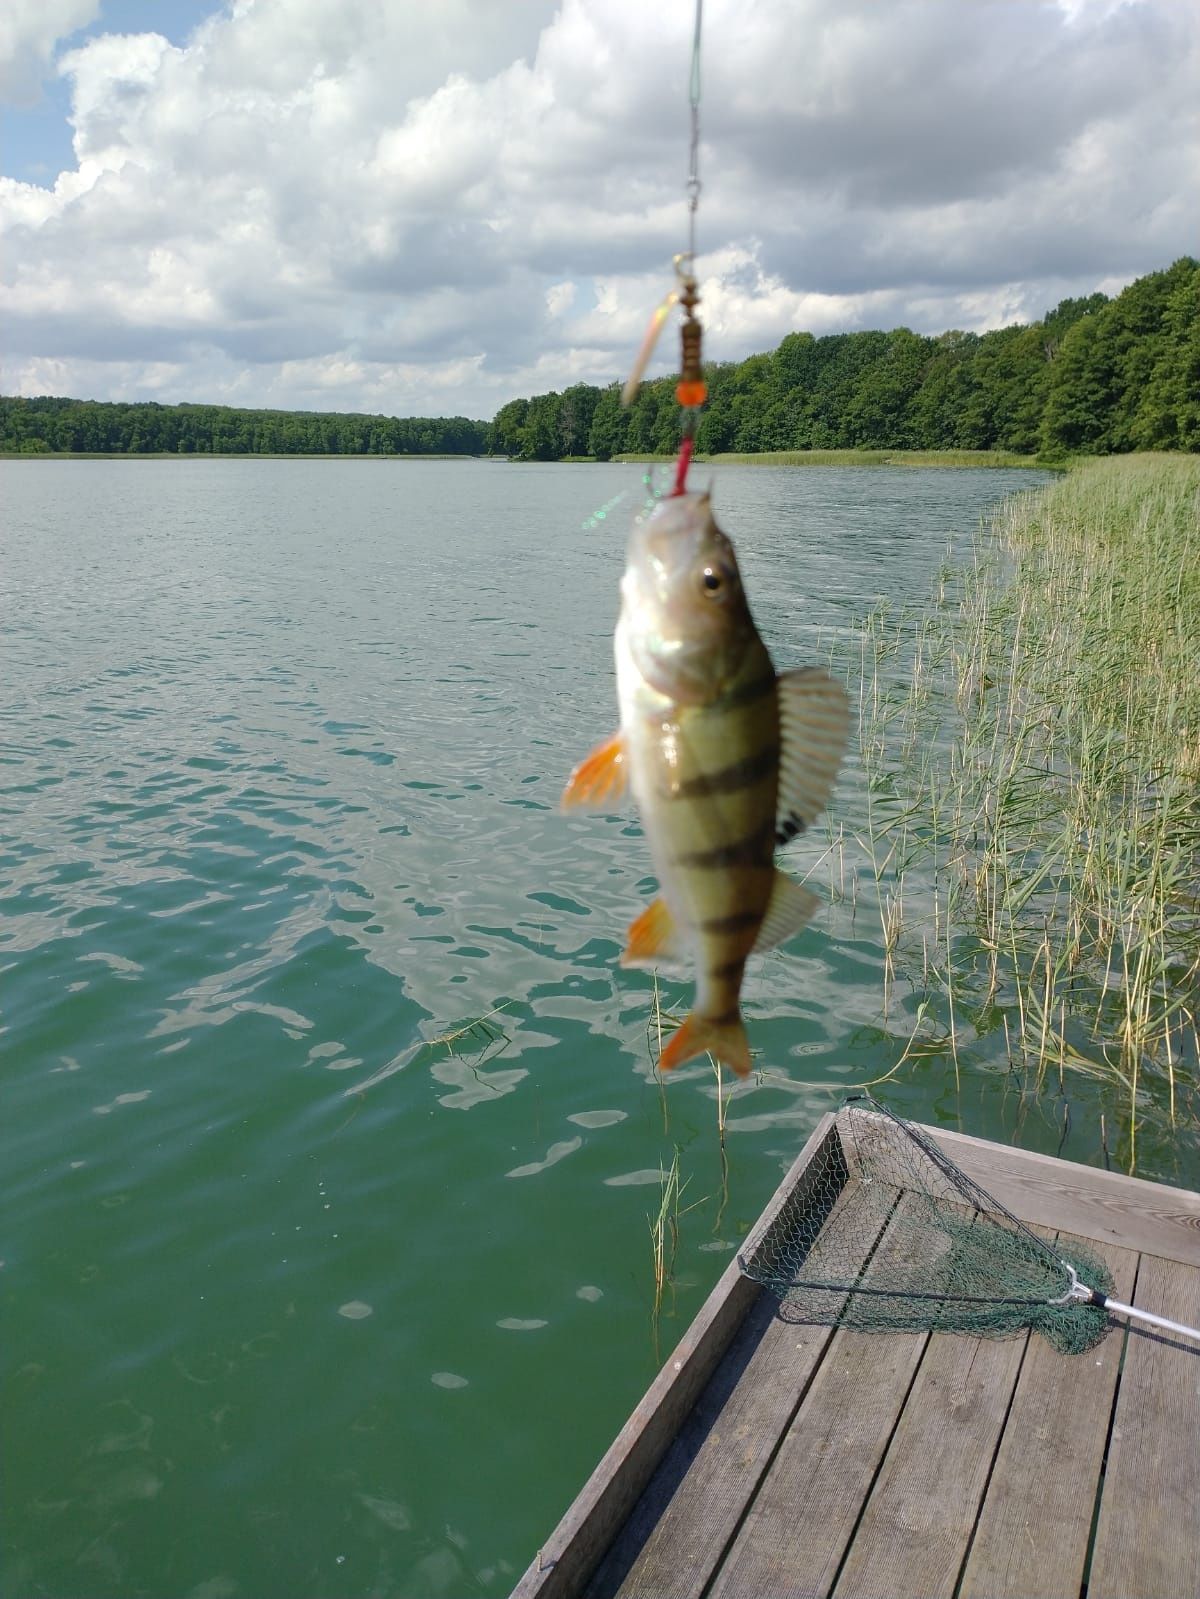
[0,0,98,106]
[1,0,1196,417]
[545,281,576,318]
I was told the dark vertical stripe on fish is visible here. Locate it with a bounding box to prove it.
[675,820,776,870]
[703,1007,742,1026]
[670,745,779,800]
[720,670,777,711]
[709,959,748,983]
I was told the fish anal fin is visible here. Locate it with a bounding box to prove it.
[658,1011,752,1077]
[619,896,685,971]
[562,732,627,810]
[775,668,850,842]
[753,871,821,954]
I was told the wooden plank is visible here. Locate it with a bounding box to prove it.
[586,1294,838,1599]
[958,1231,1137,1599]
[706,1189,964,1599]
[515,1105,1200,1599]
[908,1121,1200,1266]
[510,1112,840,1599]
[589,1176,896,1599]
[1088,1253,1200,1599]
[706,1326,926,1599]
[832,1330,1027,1599]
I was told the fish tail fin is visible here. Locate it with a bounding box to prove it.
[658,1011,752,1078]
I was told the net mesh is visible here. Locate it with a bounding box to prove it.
[740,1096,1114,1355]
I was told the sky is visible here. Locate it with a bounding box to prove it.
[1,0,1197,421]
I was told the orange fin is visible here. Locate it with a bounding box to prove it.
[562,732,627,810]
[620,896,685,970]
[658,1011,752,1077]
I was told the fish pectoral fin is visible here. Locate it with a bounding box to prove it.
[659,1011,752,1077]
[620,896,686,971]
[753,872,821,953]
[775,667,851,844]
[561,732,628,810]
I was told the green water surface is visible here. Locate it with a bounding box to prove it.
[6,458,1155,1599]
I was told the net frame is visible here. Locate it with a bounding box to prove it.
[739,1095,1116,1355]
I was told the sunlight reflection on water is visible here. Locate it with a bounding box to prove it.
[4,458,1063,1598]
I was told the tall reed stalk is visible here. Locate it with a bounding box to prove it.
[647,1151,706,1359]
[854,455,1200,1170]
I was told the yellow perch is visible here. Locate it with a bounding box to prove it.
[563,490,849,1077]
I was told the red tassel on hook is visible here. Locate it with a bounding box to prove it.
[670,435,695,496]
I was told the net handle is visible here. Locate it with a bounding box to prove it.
[1056,1265,1200,1344]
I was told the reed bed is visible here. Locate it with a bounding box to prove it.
[712,448,1043,469]
[855,455,1200,1170]
[613,448,1042,469]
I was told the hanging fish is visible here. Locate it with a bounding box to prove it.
[563,490,849,1077]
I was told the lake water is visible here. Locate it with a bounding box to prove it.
[3,456,1135,1598]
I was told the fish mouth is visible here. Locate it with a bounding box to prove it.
[621,489,756,702]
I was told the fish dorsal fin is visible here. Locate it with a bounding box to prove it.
[753,870,821,953]
[775,667,850,845]
[620,896,688,972]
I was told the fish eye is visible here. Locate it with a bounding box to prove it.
[701,566,724,596]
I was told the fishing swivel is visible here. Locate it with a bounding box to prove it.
[674,257,707,415]
[622,254,708,494]
[621,254,706,410]
[670,256,707,494]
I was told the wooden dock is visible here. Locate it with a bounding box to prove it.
[513,1106,1200,1599]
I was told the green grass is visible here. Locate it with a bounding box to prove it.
[854,453,1200,1170]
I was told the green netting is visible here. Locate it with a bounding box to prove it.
[741,1096,1114,1355]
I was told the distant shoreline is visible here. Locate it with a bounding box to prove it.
[3,447,1052,469]
[0,451,487,461]
[612,448,1050,469]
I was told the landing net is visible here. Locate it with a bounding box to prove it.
[740,1095,1114,1355]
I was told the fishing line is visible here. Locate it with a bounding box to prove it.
[671,0,707,495]
[686,0,703,268]
[620,0,708,498]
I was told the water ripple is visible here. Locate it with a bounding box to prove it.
[2,459,1058,1599]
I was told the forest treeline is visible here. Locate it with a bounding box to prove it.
[0,398,488,456]
[491,257,1199,460]
[4,259,1195,461]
